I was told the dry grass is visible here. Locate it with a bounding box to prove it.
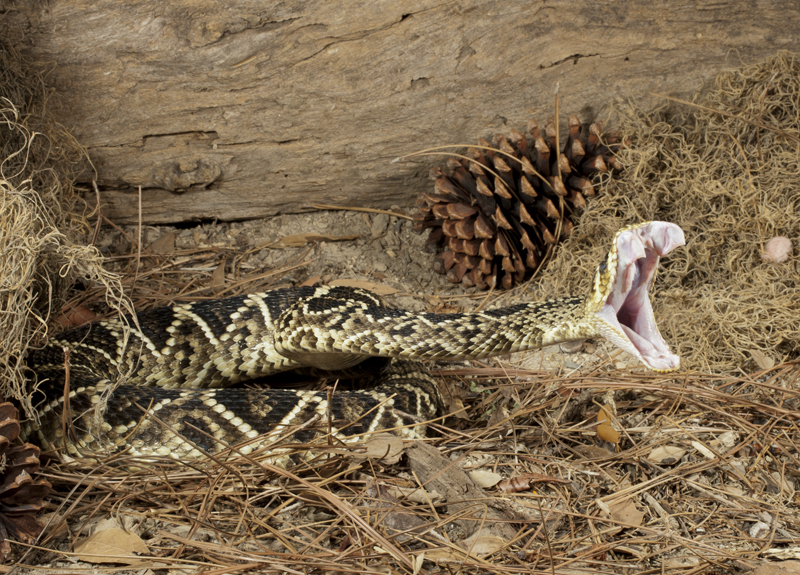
[0,44,130,422]
[535,51,800,375]
[12,362,799,574]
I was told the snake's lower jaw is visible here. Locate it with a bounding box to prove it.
[595,222,685,372]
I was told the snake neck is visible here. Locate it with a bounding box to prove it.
[444,295,597,354]
[275,294,595,366]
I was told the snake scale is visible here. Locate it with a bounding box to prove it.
[24,222,684,462]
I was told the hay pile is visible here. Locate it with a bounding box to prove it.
[0,45,127,416]
[536,51,800,374]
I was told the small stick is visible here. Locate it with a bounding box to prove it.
[309,204,412,220]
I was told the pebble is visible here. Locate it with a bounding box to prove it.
[761,236,792,263]
[370,213,389,238]
[560,340,585,354]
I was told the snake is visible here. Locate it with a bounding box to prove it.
[23,221,684,463]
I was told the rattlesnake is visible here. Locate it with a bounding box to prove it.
[24,221,684,462]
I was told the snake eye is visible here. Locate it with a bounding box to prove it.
[598,259,608,274]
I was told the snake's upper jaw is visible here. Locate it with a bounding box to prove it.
[593,222,685,372]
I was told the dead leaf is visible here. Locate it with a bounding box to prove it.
[771,471,795,494]
[327,279,399,295]
[363,483,434,544]
[350,434,404,464]
[210,260,226,293]
[486,405,509,432]
[596,405,620,444]
[468,470,502,489]
[423,294,443,307]
[74,527,149,565]
[497,476,533,493]
[147,231,175,254]
[722,484,745,496]
[386,485,445,505]
[272,233,360,248]
[457,532,506,557]
[424,546,469,563]
[647,445,686,465]
[440,379,469,420]
[750,349,775,370]
[753,559,800,574]
[663,557,700,569]
[608,498,644,529]
[496,473,572,493]
[574,444,616,460]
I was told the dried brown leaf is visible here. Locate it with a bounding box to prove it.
[647,445,687,465]
[596,405,620,444]
[457,532,506,557]
[608,498,644,529]
[496,473,571,493]
[468,470,502,489]
[74,527,149,565]
[386,485,445,505]
[147,231,175,254]
[752,560,800,575]
[210,260,226,292]
[350,434,404,465]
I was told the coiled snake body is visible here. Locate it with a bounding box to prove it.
[25,222,684,461]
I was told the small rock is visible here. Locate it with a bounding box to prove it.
[371,213,389,238]
[749,520,771,538]
[761,236,792,263]
[560,340,585,354]
[714,430,740,450]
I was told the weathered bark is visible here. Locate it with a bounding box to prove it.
[4,0,800,224]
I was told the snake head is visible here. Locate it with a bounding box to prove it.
[589,221,685,372]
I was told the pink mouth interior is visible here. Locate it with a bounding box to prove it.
[594,222,685,371]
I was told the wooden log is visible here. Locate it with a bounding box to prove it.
[4,0,800,224]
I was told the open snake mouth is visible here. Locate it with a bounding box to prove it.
[593,222,685,372]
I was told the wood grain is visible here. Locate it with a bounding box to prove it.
[5,0,800,224]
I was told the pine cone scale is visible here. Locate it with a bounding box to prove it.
[416,113,623,288]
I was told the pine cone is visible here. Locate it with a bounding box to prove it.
[414,116,624,289]
[0,402,51,561]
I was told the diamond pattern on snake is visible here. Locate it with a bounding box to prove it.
[24,222,685,463]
